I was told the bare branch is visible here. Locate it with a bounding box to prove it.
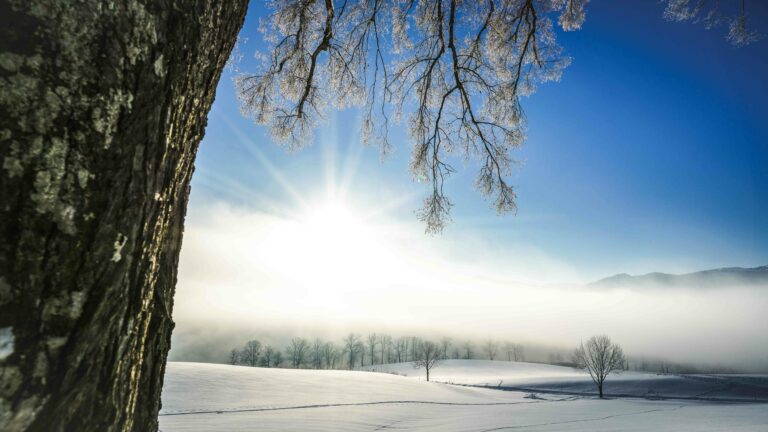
[237,0,757,232]
[662,0,762,46]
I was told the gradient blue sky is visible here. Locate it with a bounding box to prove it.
[189,1,767,281]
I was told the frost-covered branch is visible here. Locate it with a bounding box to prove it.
[238,0,582,233]
[237,0,756,233]
[662,0,762,47]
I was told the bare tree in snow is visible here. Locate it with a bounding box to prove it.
[504,342,525,362]
[273,350,285,368]
[503,341,514,361]
[323,342,339,369]
[241,339,262,367]
[410,337,420,361]
[228,349,239,365]
[462,341,475,360]
[357,340,367,367]
[262,345,276,368]
[366,333,379,366]
[573,335,626,398]
[380,334,392,364]
[394,337,407,363]
[513,343,525,362]
[413,341,441,382]
[548,352,564,364]
[288,337,309,368]
[440,337,452,360]
[484,340,498,360]
[451,347,461,360]
[311,338,325,369]
[343,333,361,369]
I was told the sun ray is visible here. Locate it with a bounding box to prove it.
[193,166,286,211]
[319,113,340,203]
[220,115,311,212]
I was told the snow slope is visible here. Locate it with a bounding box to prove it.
[363,360,768,402]
[159,362,768,431]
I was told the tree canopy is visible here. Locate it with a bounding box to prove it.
[237,0,760,233]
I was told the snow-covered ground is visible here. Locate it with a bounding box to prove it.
[159,361,768,431]
[364,360,768,402]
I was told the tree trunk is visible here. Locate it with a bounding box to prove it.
[0,0,247,430]
[598,383,604,398]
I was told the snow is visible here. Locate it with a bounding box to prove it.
[363,360,768,401]
[159,361,768,431]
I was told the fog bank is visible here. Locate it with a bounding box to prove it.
[170,203,768,371]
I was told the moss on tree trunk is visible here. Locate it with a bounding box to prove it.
[0,0,247,430]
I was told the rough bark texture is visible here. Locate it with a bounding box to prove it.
[0,1,247,430]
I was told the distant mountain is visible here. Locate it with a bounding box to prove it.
[589,265,768,289]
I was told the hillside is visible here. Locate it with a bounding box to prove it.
[159,361,768,431]
[364,360,768,401]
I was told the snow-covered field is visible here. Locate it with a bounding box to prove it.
[159,361,768,431]
[364,360,768,402]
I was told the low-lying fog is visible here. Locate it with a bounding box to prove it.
[170,203,768,372]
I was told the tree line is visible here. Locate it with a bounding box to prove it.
[227,332,739,397]
[229,332,628,394]
[228,334,527,370]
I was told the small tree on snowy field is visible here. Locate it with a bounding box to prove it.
[343,333,361,369]
[288,337,309,368]
[273,350,285,368]
[262,345,276,368]
[241,339,262,367]
[411,337,421,361]
[548,352,564,364]
[484,340,499,360]
[311,339,325,369]
[229,349,239,365]
[413,341,441,382]
[513,344,525,362]
[323,342,339,369]
[358,341,367,367]
[503,342,514,361]
[440,337,452,360]
[462,341,475,360]
[367,333,378,366]
[451,347,461,360]
[573,335,626,399]
[394,338,407,363]
[380,334,392,364]
[503,342,524,361]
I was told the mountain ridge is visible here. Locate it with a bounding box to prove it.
[589,265,768,289]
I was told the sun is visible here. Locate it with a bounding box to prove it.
[296,200,380,272]
[266,199,388,315]
[301,202,365,241]
[262,199,383,282]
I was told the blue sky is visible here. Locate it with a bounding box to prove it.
[188,1,767,281]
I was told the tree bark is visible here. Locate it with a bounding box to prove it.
[0,0,247,430]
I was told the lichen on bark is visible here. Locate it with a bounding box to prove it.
[0,0,248,430]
